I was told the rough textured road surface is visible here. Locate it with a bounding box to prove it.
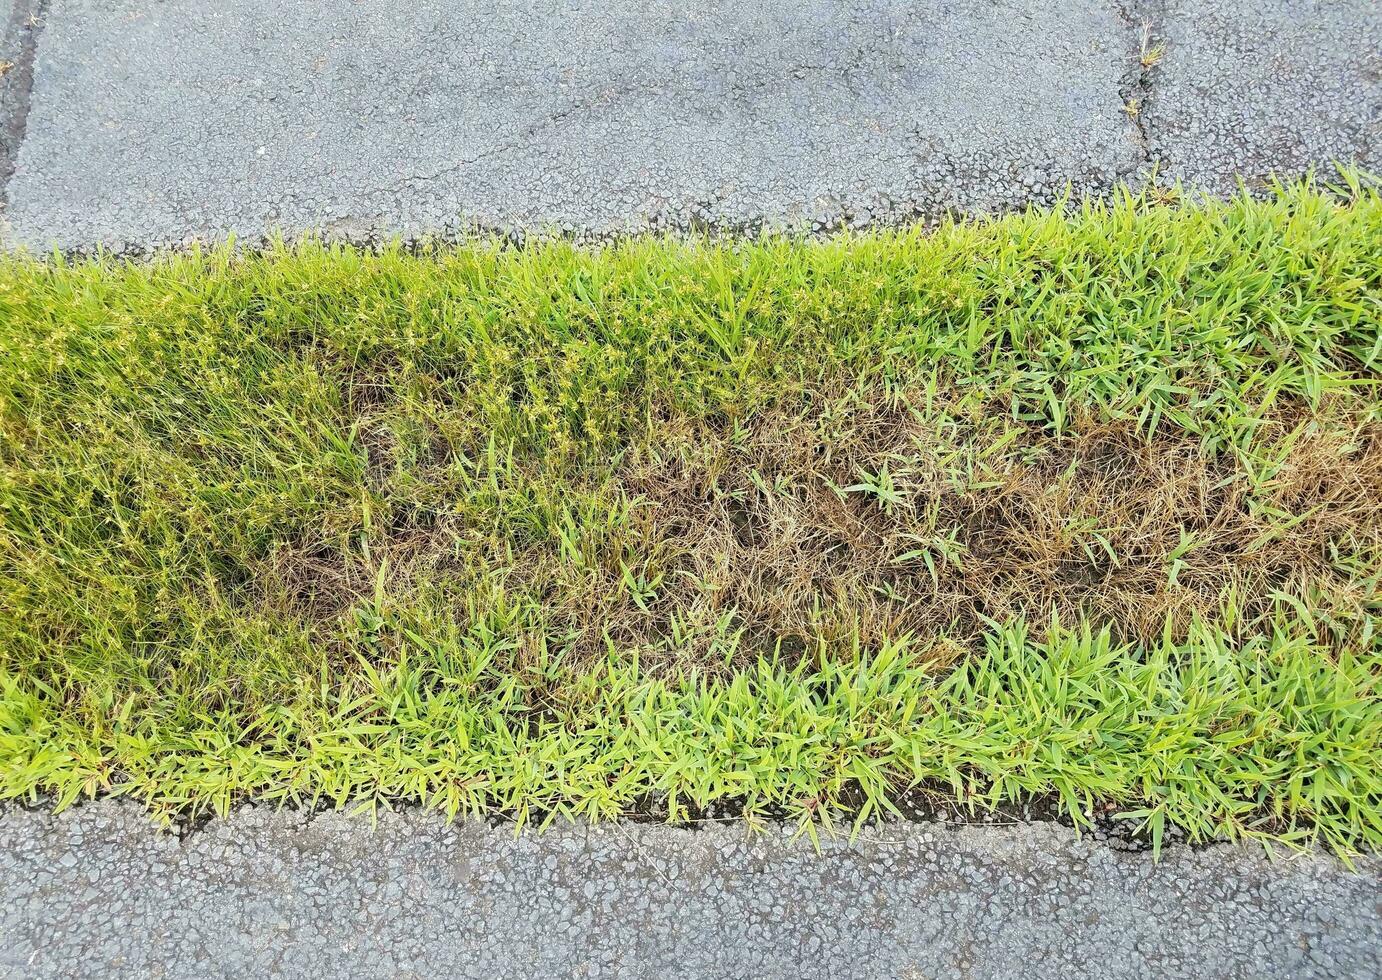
[0,0,1378,249]
[1,801,1379,979]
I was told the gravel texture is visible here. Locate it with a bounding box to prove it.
[1145,0,1381,194]
[1,800,1379,979]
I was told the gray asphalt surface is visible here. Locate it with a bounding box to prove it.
[0,0,41,196]
[0,0,1377,249]
[1,801,1379,979]
[1146,0,1382,195]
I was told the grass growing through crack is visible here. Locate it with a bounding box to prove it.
[1,177,1380,854]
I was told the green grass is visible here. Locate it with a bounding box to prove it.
[5,621,1380,856]
[2,177,1380,855]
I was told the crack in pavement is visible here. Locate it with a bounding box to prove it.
[1115,0,1166,177]
[397,49,883,200]
[0,0,47,213]
[390,83,642,195]
[1134,0,1379,196]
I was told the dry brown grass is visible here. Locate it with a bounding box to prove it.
[258,384,1382,671]
[601,394,1378,663]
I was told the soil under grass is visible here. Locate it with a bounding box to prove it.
[2,179,1380,854]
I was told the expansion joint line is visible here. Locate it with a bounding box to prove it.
[1115,0,1166,171]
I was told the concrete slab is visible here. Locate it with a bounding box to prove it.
[1,0,1377,248]
[3,0,1142,249]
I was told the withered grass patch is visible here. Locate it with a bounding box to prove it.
[605,392,1382,660]
[260,383,1382,673]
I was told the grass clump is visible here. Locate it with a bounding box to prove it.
[1,178,1380,854]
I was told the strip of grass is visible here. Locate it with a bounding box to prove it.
[4,623,1379,856]
[1,179,1380,853]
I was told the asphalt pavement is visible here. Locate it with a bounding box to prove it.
[0,0,1377,249]
[2,801,1380,979]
